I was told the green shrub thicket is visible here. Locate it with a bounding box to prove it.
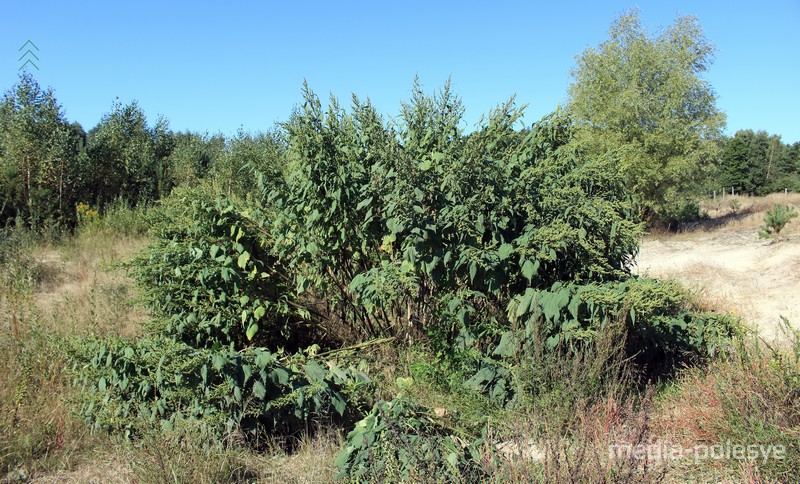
[70,83,743,479]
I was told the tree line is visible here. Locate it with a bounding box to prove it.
[0,72,282,228]
[1,10,798,231]
[717,129,800,196]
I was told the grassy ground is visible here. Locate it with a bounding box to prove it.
[2,196,799,482]
[0,221,345,482]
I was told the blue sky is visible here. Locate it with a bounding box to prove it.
[1,0,798,143]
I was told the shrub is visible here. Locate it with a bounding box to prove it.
[67,82,735,463]
[759,203,798,238]
[68,336,371,442]
[270,86,642,343]
[128,186,306,351]
[452,278,743,412]
[334,398,497,482]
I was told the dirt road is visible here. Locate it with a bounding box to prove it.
[635,227,800,342]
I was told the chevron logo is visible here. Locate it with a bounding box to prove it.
[18,40,39,70]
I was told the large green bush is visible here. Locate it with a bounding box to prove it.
[70,82,741,461]
[270,82,641,343]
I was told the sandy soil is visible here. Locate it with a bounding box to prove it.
[635,224,800,343]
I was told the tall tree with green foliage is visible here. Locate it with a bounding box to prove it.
[568,10,726,225]
[85,100,174,206]
[213,129,285,198]
[0,73,83,226]
[165,131,225,188]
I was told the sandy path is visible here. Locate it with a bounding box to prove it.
[635,231,800,342]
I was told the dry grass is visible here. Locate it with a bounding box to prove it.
[702,192,800,219]
[651,192,800,241]
[653,337,800,482]
[1,223,349,483]
[31,230,150,339]
[495,389,669,483]
[0,226,149,480]
[257,428,344,483]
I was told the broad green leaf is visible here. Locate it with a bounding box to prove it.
[515,289,534,318]
[254,306,266,320]
[253,380,266,399]
[255,352,274,369]
[356,197,373,210]
[331,393,347,416]
[546,334,561,350]
[498,243,514,260]
[212,354,226,371]
[303,360,327,384]
[395,377,414,390]
[522,259,537,282]
[271,367,289,386]
[493,331,517,357]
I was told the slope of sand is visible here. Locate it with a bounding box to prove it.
[634,198,800,343]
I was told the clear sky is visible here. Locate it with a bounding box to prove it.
[1,0,798,143]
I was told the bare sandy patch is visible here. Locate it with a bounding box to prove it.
[635,196,800,343]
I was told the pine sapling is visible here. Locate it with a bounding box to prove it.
[759,204,798,238]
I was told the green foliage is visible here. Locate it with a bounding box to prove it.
[0,73,84,226]
[719,130,800,196]
[272,81,641,343]
[165,131,225,189]
[758,204,798,238]
[84,100,174,207]
[458,278,743,407]
[128,186,303,351]
[0,227,44,303]
[66,80,742,466]
[334,398,497,482]
[68,336,370,441]
[568,9,725,225]
[212,129,285,198]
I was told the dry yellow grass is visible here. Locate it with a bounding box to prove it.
[0,227,149,480]
[31,230,150,338]
[1,224,350,483]
[651,192,800,241]
[257,429,344,483]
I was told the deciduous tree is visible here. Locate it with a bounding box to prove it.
[568,9,726,224]
[0,73,82,226]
